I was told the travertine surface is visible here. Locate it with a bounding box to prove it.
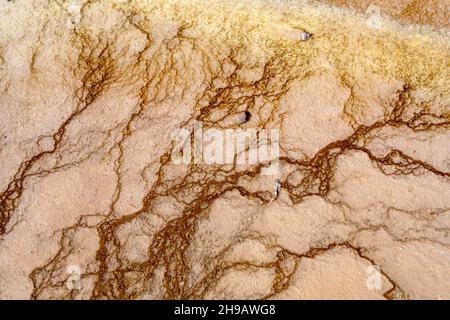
[0,0,449,300]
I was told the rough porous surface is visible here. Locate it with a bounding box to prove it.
[0,0,449,299]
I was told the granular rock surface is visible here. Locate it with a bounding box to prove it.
[0,0,449,299]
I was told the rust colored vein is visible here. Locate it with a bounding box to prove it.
[0,0,448,300]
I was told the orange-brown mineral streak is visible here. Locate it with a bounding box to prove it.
[0,0,448,300]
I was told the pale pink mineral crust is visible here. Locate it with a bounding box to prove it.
[0,0,448,300]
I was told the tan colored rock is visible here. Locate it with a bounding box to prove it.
[0,0,448,300]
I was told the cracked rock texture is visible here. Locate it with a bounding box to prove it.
[0,0,449,300]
